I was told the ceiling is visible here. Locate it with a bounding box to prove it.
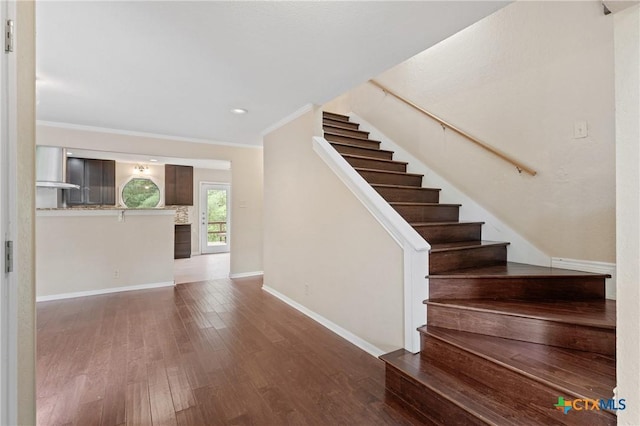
[36,1,508,147]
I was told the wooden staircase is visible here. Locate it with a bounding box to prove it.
[322,111,616,425]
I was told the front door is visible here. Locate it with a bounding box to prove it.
[200,183,230,254]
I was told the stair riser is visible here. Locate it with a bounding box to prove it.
[358,170,422,187]
[385,366,485,425]
[429,246,507,274]
[330,143,393,160]
[426,304,615,356]
[374,187,439,203]
[414,223,482,244]
[419,335,616,425]
[322,118,359,130]
[322,112,350,122]
[393,205,459,222]
[344,157,406,173]
[323,125,369,139]
[429,277,606,300]
[325,133,381,149]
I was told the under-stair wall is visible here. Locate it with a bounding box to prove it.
[263,108,405,354]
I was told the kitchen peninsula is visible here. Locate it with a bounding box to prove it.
[36,207,175,300]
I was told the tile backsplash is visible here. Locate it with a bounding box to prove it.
[174,206,190,224]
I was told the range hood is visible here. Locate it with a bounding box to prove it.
[36,146,80,189]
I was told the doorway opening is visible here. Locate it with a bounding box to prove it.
[200,183,230,255]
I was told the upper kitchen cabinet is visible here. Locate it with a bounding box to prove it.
[165,164,193,205]
[66,158,116,206]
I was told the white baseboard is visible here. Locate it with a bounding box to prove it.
[229,271,264,279]
[36,281,176,302]
[262,285,385,358]
[551,257,616,300]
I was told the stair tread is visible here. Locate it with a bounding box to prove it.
[329,141,393,154]
[430,261,611,279]
[381,350,557,425]
[430,240,510,252]
[322,111,350,121]
[411,221,484,227]
[390,202,461,207]
[321,120,359,130]
[340,154,408,165]
[420,325,615,401]
[426,299,616,329]
[323,124,369,134]
[325,131,376,142]
[354,167,423,177]
[372,184,439,191]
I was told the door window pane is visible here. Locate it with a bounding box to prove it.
[207,189,227,246]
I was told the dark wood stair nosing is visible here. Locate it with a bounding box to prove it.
[429,241,510,253]
[418,325,616,406]
[381,350,530,425]
[324,131,374,142]
[323,124,370,135]
[354,168,423,178]
[329,141,390,153]
[322,111,350,122]
[373,183,440,191]
[390,202,462,207]
[425,299,616,330]
[329,141,385,149]
[412,221,484,227]
[321,119,360,130]
[340,154,408,166]
[427,262,611,280]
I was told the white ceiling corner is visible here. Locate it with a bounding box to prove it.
[36,1,509,147]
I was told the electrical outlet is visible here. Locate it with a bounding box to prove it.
[113,269,120,279]
[304,283,310,296]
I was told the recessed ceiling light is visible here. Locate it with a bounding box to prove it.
[231,108,248,115]
[66,152,73,156]
[149,159,158,162]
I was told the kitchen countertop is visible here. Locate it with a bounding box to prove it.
[37,206,176,210]
[37,207,176,217]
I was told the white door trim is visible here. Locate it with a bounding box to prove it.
[1,1,19,423]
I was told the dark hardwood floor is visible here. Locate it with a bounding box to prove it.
[37,277,425,425]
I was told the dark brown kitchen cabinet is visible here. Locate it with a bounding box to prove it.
[165,164,193,205]
[174,224,191,259]
[66,158,116,206]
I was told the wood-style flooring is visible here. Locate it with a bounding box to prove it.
[174,253,230,285]
[37,277,424,425]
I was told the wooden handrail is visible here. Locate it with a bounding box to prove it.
[369,79,537,176]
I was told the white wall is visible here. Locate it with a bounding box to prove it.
[349,1,616,263]
[36,211,175,298]
[614,4,640,424]
[36,124,262,275]
[263,109,405,353]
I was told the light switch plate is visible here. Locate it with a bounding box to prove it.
[574,121,588,139]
